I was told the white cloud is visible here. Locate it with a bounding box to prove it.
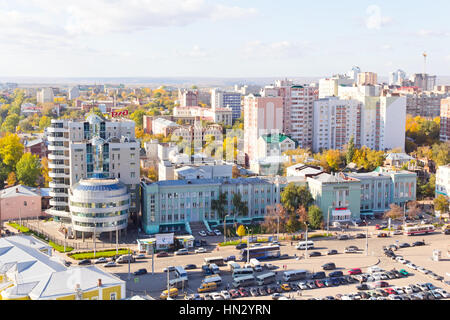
[242,40,309,59]
[417,29,450,37]
[382,44,392,50]
[365,5,392,30]
[175,45,211,59]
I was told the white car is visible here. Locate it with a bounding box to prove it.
[393,286,405,294]
[198,231,207,237]
[103,261,117,268]
[175,248,189,255]
[406,263,417,270]
[213,229,222,236]
[399,259,408,265]
[298,282,309,290]
[211,293,224,300]
[195,247,207,254]
[403,286,413,294]
[435,289,450,298]
[221,290,231,300]
[393,230,403,235]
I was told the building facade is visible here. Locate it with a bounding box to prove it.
[440,98,450,142]
[357,72,378,86]
[436,165,450,198]
[211,89,242,120]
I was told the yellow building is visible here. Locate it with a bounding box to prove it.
[0,235,125,300]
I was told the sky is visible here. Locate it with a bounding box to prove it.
[0,0,449,78]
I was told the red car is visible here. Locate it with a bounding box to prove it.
[348,268,362,275]
[384,288,397,295]
[315,280,325,288]
[375,224,381,230]
[238,287,249,297]
[229,289,240,299]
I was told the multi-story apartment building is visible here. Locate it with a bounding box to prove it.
[178,89,198,107]
[257,134,296,158]
[435,165,450,198]
[389,70,407,86]
[440,98,450,142]
[312,97,363,152]
[319,75,354,98]
[396,91,449,118]
[46,115,140,230]
[357,72,378,86]
[37,88,54,104]
[173,106,232,126]
[211,89,242,120]
[68,86,80,100]
[243,94,284,163]
[410,73,437,91]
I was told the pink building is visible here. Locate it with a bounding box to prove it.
[243,94,284,163]
[440,98,450,142]
[0,185,44,222]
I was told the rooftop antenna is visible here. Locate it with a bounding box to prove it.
[423,52,427,75]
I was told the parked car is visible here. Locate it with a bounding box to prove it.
[280,284,292,291]
[309,251,321,257]
[195,247,207,254]
[135,254,146,260]
[103,261,117,268]
[322,262,336,270]
[329,271,343,278]
[175,248,189,255]
[344,246,359,253]
[393,230,403,235]
[348,268,362,275]
[224,255,236,262]
[356,283,370,291]
[412,241,425,246]
[312,272,326,279]
[78,259,91,265]
[399,243,410,248]
[207,231,215,236]
[221,290,231,300]
[213,229,222,236]
[399,269,409,276]
[184,264,197,270]
[134,268,147,276]
[198,231,207,237]
[156,252,169,258]
[264,263,278,270]
[235,243,247,250]
[229,289,240,299]
[337,234,350,240]
[377,233,388,238]
[271,293,282,300]
[355,233,366,239]
[94,257,108,264]
[163,266,176,273]
[327,249,338,255]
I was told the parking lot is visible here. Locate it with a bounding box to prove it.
[75,223,450,300]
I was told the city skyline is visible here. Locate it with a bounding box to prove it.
[0,0,449,78]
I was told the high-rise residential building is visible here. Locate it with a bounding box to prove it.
[435,165,450,198]
[389,69,407,86]
[357,72,378,86]
[243,94,284,163]
[37,88,54,104]
[410,73,437,91]
[178,89,198,107]
[312,97,363,152]
[46,115,140,233]
[68,86,80,100]
[401,91,448,118]
[211,89,242,120]
[272,80,319,149]
[318,75,354,98]
[440,98,450,142]
[347,66,361,80]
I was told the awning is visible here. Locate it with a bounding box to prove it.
[360,212,374,216]
[332,209,351,216]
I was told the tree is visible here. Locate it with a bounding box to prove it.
[384,204,403,220]
[308,205,324,229]
[147,166,158,182]
[6,172,17,186]
[236,225,246,242]
[211,191,227,220]
[41,157,51,187]
[431,142,450,166]
[16,153,41,187]
[0,133,24,171]
[39,116,51,131]
[232,192,248,218]
[434,195,449,217]
[281,183,314,214]
[346,135,355,165]
[262,204,287,235]
[406,201,420,220]
[130,109,147,128]
[232,165,241,178]
[1,114,21,132]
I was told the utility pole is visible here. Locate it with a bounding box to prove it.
[127,247,131,280]
[224,215,230,244]
[93,224,96,258]
[365,220,369,256]
[327,206,332,234]
[304,222,308,260]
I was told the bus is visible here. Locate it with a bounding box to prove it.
[174,266,187,278]
[169,276,188,289]
[249,258,262,272]
[228,262,241,272]
[404,224,435,236]
[232,275,256,288]
[256,272,276,286]
[204,257,225,266]
[239,245,280,261]
[232,267,254,278]
[296,241,314,250]
[282,269,308,282]
[202,275,222,285]
[210,263,220,275]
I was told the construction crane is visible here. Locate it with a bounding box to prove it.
[423,52,427,74]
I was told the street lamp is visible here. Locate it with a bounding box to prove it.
[245,226,251,264]
[327,206,333,234]
[224,214,230,244]
[365,220,369,256]
[304,222,309,260]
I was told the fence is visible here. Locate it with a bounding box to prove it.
[11,219,127,251]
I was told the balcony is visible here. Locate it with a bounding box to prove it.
[50,199,69,207]
[49,171,70,179]
[46,208,71,218]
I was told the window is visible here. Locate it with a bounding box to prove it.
[110,293,117,300]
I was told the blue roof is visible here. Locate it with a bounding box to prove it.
[74,181,124,192]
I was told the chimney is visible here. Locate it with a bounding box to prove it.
[97,279,102,287]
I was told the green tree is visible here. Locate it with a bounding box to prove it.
[232,192,248,218]
[130,109,146,128]
[211,191,227,220]
[308,205,323,229]
[431,142,450,166]
[434,195,449,216]
[16,153,41,187]
[281,183,314,214]
[346,136,355,165]
[0,133,24,171]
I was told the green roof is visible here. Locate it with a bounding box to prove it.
[261,134,291,144]
[291,85,304,89]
